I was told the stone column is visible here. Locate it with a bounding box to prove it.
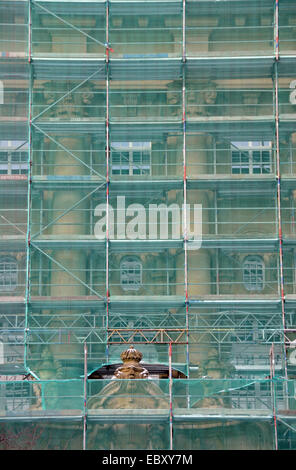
[186,134,214,176]
[45,136,89,378]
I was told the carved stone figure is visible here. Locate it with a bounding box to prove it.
[40,81,97,119]
[113,345,149,379]
[29,347,64,410]
[187,81,217,117]
[166,80,182,117]
[193,348,234,409]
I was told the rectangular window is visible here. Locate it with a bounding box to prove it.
[231,141,272,175]
[111,142,151,176]
[0,141,28,175]
[0,258,18,292]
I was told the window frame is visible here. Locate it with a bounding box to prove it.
[231,140,272,175]
[0,256,18,293]
[111,141,152,176]
[120,256,143,292]
[242,255,265,292]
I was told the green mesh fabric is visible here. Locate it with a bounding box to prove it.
[1,0,296,451]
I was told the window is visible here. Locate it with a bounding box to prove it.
[0,257,18,292]
[120,256,142,291]
[231,141,272,175]
[111,142,151,176]
[0,141,28,175]
[243,256,265,292]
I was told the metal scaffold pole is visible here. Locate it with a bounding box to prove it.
[182,0,189,379]
[24,0,37,379]
[83,342,88,450]
[269,344,279,450]
[105,0,110,364]
[274,2,290,425]
[275,0,279,61]
[274,26,288,385]
[169,342,173,450]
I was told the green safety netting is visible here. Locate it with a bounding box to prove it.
[0,378,295,449]
[1,0,296,451]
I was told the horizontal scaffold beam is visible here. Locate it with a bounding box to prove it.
[107,328,188,344]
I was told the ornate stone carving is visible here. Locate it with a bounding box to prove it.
[187,81,217,117]
[40,81,97,119]
[87,346,169,449]
[88,346,169,410]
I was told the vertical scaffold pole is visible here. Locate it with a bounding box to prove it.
[274,35,288,384]
[182,0,189,379]
[182,0,186,61]
[83,342,88,450]
[105,0,110,364]
[275,0,279,61]
[269,344,279,450]
[169,342,173,450]
[274,2,289,426]
[24,0,35,378]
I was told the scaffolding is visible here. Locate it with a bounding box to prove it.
[0,0,296,450]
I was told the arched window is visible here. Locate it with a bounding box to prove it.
[0,257,18,292]
[120,256,142,291]
[243,256,265,292]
